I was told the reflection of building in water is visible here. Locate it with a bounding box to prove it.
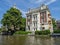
[26,4,53,33]
[54,37,60,45]
[35,37,54,45]
[50,37,55,45]
[25,36,55,45]
[25,36,36,45]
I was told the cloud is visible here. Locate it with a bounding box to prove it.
[35,0,46,3]
[29,0,56,5]
[45,0,56,5]
[21,10,27,17]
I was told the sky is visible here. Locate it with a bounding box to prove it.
[0,0,60,27]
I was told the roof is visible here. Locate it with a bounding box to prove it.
[26,4,49,14]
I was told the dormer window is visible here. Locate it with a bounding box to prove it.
[33,14,37,20]
[41,4,47,10]
[27,15,31,19]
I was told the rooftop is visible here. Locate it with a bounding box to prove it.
[26,4,49,14]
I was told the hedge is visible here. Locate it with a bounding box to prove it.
[14,31,31,35]
[53,30,60,33]
[35,30,50,35]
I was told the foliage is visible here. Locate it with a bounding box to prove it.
[14,31,31,35]
[0,28,2,33]
[53,30,60,33]
[52,18,57,30]
[1,7,26,31]
[35,30,50,35]
[21,18,26,31]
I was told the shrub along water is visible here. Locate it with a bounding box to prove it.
[53,30,60,33]
[14,31,31,35]
[35,30,50,35]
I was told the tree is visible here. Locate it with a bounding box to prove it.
[1,7,22,31]
[52,18,57,30]
[21,18,26,31]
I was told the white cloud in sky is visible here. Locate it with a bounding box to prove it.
[35,0,46,3]
[20,0,57,17]
[21,10,27,17]
[45,0,56,5]
[29,0,56,5]
[2,0,57,17]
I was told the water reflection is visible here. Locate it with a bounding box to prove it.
[2,36,27,45]
[0,35,60,45]
[25,36,54,45]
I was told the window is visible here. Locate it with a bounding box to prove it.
[36,22,37,26]
[36,28,37,30]
[42,24,44,25]
[34,16,35,20]
[28,22,30,25]
[34,28,35,31]
[42,27,45,30]
[28,26,30,30]
[34,22,35,26]
[48,21,51,24]
[36,15,37,20]
[48,14,50,16]
[27,15,31,19]
[33,14,37,20]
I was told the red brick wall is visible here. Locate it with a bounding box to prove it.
[40,11,47,23]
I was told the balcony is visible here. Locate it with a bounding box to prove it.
[48,21,51,25]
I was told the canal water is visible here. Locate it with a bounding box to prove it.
[0,35,60,45]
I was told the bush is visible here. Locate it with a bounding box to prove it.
[35,31,40,35]
[14,31,31,35]
[0,28,2,33]
[35,30,50,35]
[53,30,60,33]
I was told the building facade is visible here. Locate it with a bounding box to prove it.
[26,4,53,32]
[56,20,60,30]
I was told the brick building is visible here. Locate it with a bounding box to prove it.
[26,4,53,32]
